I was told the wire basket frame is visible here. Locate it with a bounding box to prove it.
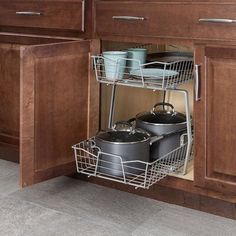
[92,55,194,90]
[72,135,190,189]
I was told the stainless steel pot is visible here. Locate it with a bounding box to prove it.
[134,103,187,160]
[95,121,159,177]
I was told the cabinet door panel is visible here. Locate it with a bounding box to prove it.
[20,40,92,187]
[194,45,236,194]
[207,56,236,178]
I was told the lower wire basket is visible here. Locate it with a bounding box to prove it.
[72,137,189,189]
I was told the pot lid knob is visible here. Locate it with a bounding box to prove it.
[113,121,134,132]
[151,102,175,114]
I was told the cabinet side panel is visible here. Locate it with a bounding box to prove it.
[194,45,206,187]
[0,43,20,162]
[0,44,20,138]
[87,39,100,137]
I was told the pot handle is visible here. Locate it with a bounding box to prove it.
[113,121,133,131]
[150,135,164,145]
[149,127,188,146]
[152,102,175,113]
[127,117,136,124]
[133,127,151,137]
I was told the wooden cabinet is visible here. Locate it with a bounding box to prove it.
[1,0,236,219]
[92,0,236,218]
[95,1,192,39]
[194,45,236,194]
[0,0,93,38]
[0,0,85,32]
[94,0,236,196]
[95,1,236,41]
[192,4,236,41]
[0,34,99,187]
[0,0,99,187]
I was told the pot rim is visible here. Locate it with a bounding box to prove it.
[136,112,188,126]
[95,135,150,145]
[137,118,187,126]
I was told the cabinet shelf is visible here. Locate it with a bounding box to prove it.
[92,55,194,90]
[72,135,192,189]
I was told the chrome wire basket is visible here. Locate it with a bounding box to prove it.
[72,134,190,189]
[92,55,194,90]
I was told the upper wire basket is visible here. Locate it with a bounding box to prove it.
[92,54,194,90]
[72,134,190,189]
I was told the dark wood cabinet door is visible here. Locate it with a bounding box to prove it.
[194,45,236,194]
[20,40,98,187]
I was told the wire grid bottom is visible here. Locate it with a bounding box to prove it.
[73,138,188,189]
[92,55,194,90]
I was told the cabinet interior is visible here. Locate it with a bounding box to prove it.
[100,41,194,181]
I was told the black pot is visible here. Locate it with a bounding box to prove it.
[147,51,193,63]
[95,121,159,177]
[134,103,187,160]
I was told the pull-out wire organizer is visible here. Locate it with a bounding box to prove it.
[72,52,194,189]
[92,55,194,90]
[72,134,190,189]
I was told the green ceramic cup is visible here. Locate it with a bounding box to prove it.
[127,48,148,71]
[103,51,128,80]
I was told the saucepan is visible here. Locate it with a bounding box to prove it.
[94,120,186,177]
[95,121,160,177]
[130,102,188,160]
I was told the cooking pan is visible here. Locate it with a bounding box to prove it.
[95,121,160,177]
[131,102,187,160]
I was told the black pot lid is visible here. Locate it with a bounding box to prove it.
[96,130,150,143]
[137,111,186,124]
